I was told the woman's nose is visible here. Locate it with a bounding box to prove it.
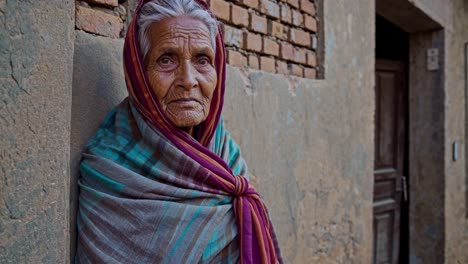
[177,60,198,90]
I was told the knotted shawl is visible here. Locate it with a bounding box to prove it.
[76,0,283,263]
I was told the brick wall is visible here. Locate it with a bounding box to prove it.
[75,0,127,38]
[74,0,319,78]
[211,0,318,78]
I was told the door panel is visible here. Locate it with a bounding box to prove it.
[373,60,406,264]
[374,212,394,263]
[376,71,397,168]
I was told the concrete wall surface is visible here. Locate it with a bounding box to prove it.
[410,0,453,28]
[444,0,468,262]
[70,30,127,259]
[409,0,468,262]
[406,0,468,262]
[409,29,446,264]
[0,0,75,263]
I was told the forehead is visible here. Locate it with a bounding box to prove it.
[147,16,212,47]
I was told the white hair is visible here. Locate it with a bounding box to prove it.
[137,0,218,60]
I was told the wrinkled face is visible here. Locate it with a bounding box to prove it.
[144,16,217,135]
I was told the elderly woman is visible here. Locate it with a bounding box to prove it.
[76,0,282,263]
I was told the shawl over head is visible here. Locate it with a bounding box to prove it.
[76,0,283,263]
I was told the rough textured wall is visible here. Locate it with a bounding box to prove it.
[408,30,446,264]
[70,31,127,260]
[0,0,75,262]
[410,0,452,28]
[70,1,375,263]
[376,0,442,33]
[444,0,468,262]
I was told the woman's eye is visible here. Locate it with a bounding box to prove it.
[155,55,177,70]
[197,56,211,66]
[158,56,173,65]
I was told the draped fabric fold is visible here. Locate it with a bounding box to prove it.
[76,0,283,263]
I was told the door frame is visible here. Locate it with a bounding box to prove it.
[375,0,446,263]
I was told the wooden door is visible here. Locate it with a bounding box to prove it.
[373,60,407,264]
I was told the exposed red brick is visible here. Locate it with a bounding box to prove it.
[306,50,317,66]
[249,13,268,34]
[259,0,280,19]
[290,28,311,47]
[293,48,306,64]
[233,0,259,9]
[227,49,247,68]
[268,20,287,40]
[286,0,299,9]
[304,14,317,32]
[211,0,230,21]
[299,0,316,15]
[291,9,303,27]
[263,37,279,56]
[280,4,292,24]
[280,42,294,61]
[75,6,123,38]
[231,4,249,27]
[248,55,260,69]
[244,32,262,52]
[276,60,289,74]
[290,63,303,77]
[260,56,276,72]
[83,0,118,7]
[304,67,316,78]
[210,0,319,72]
[223,24,244,48]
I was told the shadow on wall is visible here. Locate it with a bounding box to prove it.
[70,30,127,260]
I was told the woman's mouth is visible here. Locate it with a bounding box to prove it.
[169,98,201,108]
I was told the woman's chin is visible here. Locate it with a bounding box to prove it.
[168,111,206,130]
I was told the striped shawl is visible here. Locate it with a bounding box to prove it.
[77,100,246,263]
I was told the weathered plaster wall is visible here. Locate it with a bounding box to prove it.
[409,30,446,264]
[376,0,442,33]
[444,0,468,262]
[410,0,453,28]
[70,31,127,260]
[70,1,375,263]
[406,0,468,263]
[408,0,468,262]
[0,0,75,262]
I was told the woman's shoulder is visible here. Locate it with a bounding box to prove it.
[84,98,136,154]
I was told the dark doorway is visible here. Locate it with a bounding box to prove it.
[373,15,409,264]
[376,15,409,61]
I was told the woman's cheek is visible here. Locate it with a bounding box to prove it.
[147,71,171,100]
[147,71,158,88]
[203,69,218,97]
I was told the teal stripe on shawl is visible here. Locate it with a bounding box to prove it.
[76,99,248,263]
[211,117,248,177]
